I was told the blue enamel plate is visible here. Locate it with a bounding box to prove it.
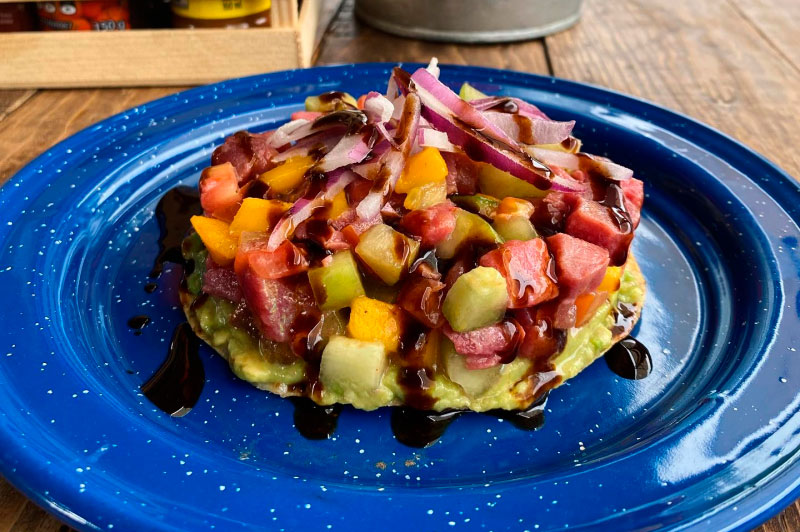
[1,64,799,532]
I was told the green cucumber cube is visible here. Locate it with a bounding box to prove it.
[436,209,503,259]
[442,266,508,332]
[442,338,501,397]
[320,336,388,394]
[493,215,539,241]
[355,223,420,285]
[308,250,365,310]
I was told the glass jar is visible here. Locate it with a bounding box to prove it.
[171,0,271,29]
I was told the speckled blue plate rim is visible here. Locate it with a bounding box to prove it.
[0,62,798,532]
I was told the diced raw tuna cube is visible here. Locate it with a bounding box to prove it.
[620,177,644,228]
[514,307,567,360]
[479,238,558,308]
[199,162,242,222]
[238,267,315,343]
[531,192,576,232]
[442,152,479,195]
[564,197,632,265]
[443,322,518,357]
[400,201,457,247]
[443,320,522,369]
[545,233,609,299]
[203,261,243,303]
[212,131,277,185]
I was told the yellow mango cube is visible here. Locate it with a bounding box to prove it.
[328,190,349,219]
[597,266,623,293]
[496,197,535,218]
[190,215,238,266]
[347,296,405,353]
[395,147,448,193]
[259,156,315,194]
[229,198,290,238]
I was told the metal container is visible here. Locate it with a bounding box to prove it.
[354,0,582,43]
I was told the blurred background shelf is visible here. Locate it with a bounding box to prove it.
[0,0,334,88]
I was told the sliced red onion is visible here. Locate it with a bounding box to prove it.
[426,57,440,79]
[421,102,584,192]
[267,117,348,149]
[272,130,340,162]
[390,67,411,96]
[355,93,421,219]
[267,119,311,148]
[391,94,406,122]
[314,134,371,173]
[266,170,357,251]
[268,198,319,250]
[324,169,357,198]
[526,147,633,181]
[418,128,457,152]
[410,68,521,149]
[469,96,549,120]
[483,111,575,145]
[363,91,394,123]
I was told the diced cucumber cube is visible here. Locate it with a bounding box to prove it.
[320,336,388,394]
[308,250,365,310]
[442,266,508,332]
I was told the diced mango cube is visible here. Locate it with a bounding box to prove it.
[259,156,315,194]
[497,197,535,218]
[597,266,623,293]
[229,198,290,238]
[403,180,448,210]
[328,190,349,219]
[190,215,238,266]
[395,147,448,193]
[347,296,405,352]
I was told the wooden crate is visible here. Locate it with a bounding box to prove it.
[0,0,329,88]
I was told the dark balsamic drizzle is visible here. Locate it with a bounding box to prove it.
[389,392,552,448]
[127,315,150,336]
[291,397,343,440]
[604,337,652,380]
[139,187,206,416]
[149,186,201,278]
[391,408,462,448]
[488,391,549,431]
[141,322,205,417]
[599,183,633,235]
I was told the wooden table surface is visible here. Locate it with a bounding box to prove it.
[1,0,799,530]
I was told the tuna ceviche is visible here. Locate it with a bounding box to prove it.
[180,60,646,413]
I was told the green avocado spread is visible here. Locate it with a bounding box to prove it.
[183,235,645,412]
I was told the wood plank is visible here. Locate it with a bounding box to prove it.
[0,87,182,183]
[545,0,800,178]
[0,479,26,532]
[728,0,800,73]
[8,501,74,532]
[0,90,35,123]
[0,28,301,89]
[316,0,550,73]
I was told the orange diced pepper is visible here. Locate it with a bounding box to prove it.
[190,215,238,266]
[259,156,315,194]
[396,147,448,193]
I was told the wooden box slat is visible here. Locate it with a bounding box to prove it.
[0,0,319,88]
